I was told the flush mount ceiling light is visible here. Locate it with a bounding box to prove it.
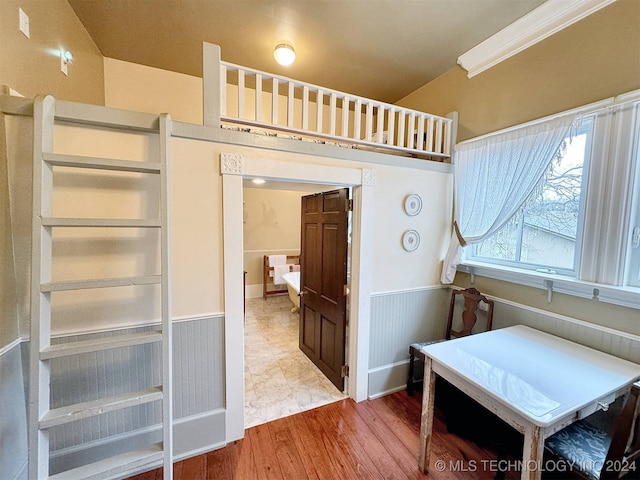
[274,44,296,66]
[252,178,266,185]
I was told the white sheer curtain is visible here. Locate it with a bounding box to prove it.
[441,114,578,284]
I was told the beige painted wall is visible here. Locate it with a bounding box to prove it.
[398,0,640,330]
[0,0,104,104]
[169,139,453,313]
[1,51,451,337]
[104,60,454,306]
[243,187,304,291]
[104,58,366,135]
[398,0,640,142]
[3,116,225,336]
[0,115,21,348]
[369,162,452,292]
[104,58,203,124]
[2,115,32,345]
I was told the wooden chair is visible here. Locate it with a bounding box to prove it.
[406,287,494,394]
[544,382,640,480]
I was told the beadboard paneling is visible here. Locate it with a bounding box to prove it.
[173,316,225,417]
[0,341,28,480]
[369,288,450,369]
[492,301,640,364]
[368,286,640,399]
[368,287,450,397]
[48,326,162,451]
[44,315,224,457]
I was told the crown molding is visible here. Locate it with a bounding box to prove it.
[457,0,617,78]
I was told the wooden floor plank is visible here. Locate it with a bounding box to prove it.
[313,402,381,479]
[299,404,364,479]
[282,407,344,479]
[246,422,284,479]
[326,399,407,479]
[126,390,522,480]
[175,453,206,480]
[205,436,258,480]
[354,399,427,479]
[368,392,425,455]
[267,416,310,479]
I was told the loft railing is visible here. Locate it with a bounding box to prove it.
[203,43,452,159]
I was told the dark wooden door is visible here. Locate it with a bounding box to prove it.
[299,188,349,390]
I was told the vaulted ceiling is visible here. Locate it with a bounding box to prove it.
[68,0,546,104]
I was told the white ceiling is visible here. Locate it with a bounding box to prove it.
[68,0,546,104]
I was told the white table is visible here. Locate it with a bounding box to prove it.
[418,325,640,480]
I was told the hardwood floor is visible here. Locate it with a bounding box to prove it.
[128,390,521,480]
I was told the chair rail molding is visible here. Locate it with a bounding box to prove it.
[457,0,617,78]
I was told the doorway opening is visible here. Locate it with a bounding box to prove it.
[242,180,349,427]
[221,153,374,442]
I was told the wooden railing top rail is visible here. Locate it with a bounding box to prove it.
[221,61,453,125]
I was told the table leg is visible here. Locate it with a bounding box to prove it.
[521,424,543,480]
[418,356,436,473]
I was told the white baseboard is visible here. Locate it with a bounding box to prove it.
[368,360,410,399]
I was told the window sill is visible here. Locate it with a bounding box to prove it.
[458,261,640,310]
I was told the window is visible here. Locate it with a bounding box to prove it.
[625,106,640,288]
[460,91,640,308]
[471,118,592,275]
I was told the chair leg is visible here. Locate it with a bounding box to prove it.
[407,351,415,395]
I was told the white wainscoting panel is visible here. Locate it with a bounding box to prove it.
[42,315,224,474]
[0,341,28,480]
[491,301,640,365]
[368,287,640,399]
[368,287,450,398]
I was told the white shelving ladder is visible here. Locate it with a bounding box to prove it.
[28,95,173,479]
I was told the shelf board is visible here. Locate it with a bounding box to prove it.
[43,152,161,173]
[41,331,162,360]
[49,443,163,480]
[42,275,161,292]
[40,387,163,429]
[41,218,161,228]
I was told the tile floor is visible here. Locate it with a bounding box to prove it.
[244,295,346,428]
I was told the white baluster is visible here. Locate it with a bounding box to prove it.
[330,93,337,136]
[376,105,385,144]
[416,115,425,151]
[316,90,324,133]
[365,102,373,141]
[387,108,395,147]
[287,82,294,128]
[444,120,452,155]
[220,65,227,117]
[342,96,349,138]
[407,112,415,149]
[238,70,245,119]
[435,119,443,153]
[426,117,434,152]
[255,74,262,123]
[354,99,362,141]
[272,78,279,125]
[302,86,310,131]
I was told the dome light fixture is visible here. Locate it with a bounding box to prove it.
[274,44,296,66]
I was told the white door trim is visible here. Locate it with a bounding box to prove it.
[221,153,374,442]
